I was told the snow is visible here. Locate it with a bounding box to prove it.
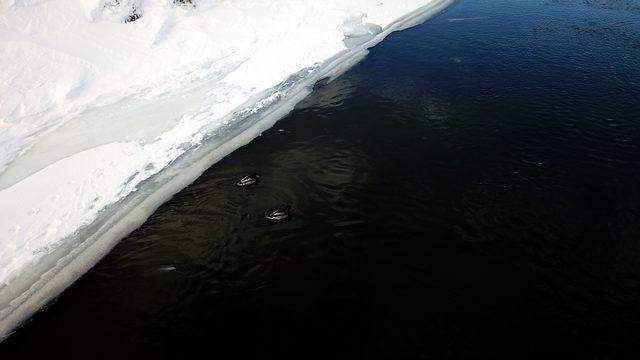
[0,0,452,339]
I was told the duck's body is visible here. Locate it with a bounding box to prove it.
[266,205,291,221]
[236,173,259,187]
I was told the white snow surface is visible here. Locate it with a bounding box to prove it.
[0,0,451,339]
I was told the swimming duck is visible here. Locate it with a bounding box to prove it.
[236,173,259,187]
[266,205,291,221]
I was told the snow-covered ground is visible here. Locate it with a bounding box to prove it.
[0,0,451,339]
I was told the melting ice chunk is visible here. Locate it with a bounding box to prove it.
[342,14,383,48]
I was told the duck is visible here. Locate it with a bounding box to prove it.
[266,205,291,221]
[236,173,259,187]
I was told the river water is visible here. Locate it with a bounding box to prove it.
[3,0,640,358]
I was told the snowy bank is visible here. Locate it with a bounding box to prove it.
[0,0,452,340]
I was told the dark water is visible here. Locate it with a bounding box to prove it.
[3,0,640,358]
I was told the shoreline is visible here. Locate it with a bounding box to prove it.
[0,0,453,341]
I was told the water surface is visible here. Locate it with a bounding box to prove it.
[3,0,640,358]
